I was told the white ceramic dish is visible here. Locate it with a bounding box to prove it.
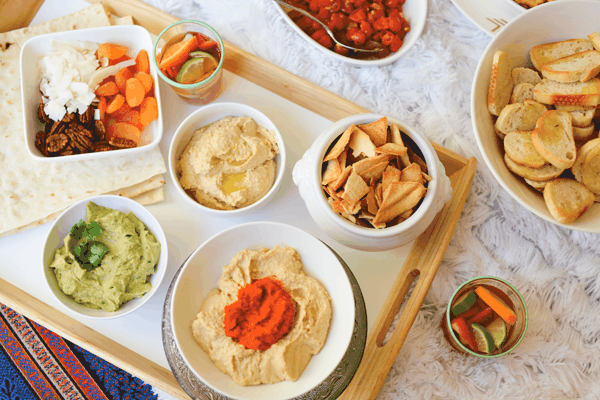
[42,195,168,319]
[471,0,600,232]
[450,0,523,36]
[292,114,452,251]
[168,102,286,217]
[274,0,427,66]
[20,25,163,162]
[170,221,355,400]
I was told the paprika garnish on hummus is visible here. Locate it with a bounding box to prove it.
[191,245,332,386]
[176,116,279,210]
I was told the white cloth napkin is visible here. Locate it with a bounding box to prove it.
[146,0,600,398]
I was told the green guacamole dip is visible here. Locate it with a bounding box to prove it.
[49,201,161,312]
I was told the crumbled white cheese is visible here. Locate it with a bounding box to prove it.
[39,40,100,122]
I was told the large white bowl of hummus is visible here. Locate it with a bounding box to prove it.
[169,102,286,216]
[42,195,168,319]
[170,221,355,400]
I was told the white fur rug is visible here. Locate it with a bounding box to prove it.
[145,0,600,398]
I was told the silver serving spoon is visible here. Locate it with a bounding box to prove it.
[273,0,383,53]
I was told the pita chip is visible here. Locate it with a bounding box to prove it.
[375,143,408,156]
[359,160,388,182]
[330,165,353,190]
[359,116,388,147]
[407,147,428,173]
[338,149,348,169]
[401,163,425,184]
[366,186,378,215]
[348,127,377,158]
[353,154,391,175]
[341,169,369,205]
[382,165,401,195]
[324,125,355,161]
[373,181,427,225]
[390,123,411,168]
[322,158,342,185]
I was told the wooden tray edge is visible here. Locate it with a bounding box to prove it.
[0,1,476,398]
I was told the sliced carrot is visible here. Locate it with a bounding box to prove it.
[107,122,141,144]
[98,43,128,60]
[135,49,150,74]
[125,77,145,107]
[116,110,144,131]
[115,67,134,95]
[194,33,206,47]
[135,72,153,93]
[198,40,218,51]
[139,97,158,127]
[159,36,197,70]
[95,81,119,97]
[98,96,107,120]
[112,101,131,118]
[106,94,125,114]
[167,66,179,79]
[474,286,517,325]
[108,54,132,66]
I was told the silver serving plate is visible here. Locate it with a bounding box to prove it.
[161,243,367,400]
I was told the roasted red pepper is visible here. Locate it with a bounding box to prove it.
[451,317,478,351]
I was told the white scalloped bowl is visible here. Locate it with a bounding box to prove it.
[274,1,427,66]
[292,114,452,251]
[471,0,600,232]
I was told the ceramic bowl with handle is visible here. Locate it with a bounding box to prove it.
[293,114,452,251]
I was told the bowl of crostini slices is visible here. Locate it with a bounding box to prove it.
[472,0,600,232]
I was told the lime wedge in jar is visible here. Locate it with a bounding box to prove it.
[471,322,495,354]
[176,52,219,84]
[487,317,508,349]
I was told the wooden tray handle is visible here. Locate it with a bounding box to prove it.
[339,158,477,400]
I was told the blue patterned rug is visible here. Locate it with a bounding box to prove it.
[0,303,159,400]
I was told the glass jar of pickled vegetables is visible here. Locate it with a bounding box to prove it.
[443,276,528,358]
[153,20,224,104]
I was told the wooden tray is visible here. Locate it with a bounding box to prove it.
[0,1,477,399]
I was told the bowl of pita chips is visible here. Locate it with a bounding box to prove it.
[293,114,452,251]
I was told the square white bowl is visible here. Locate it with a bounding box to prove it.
[20,25,163,162]
[42,195,168,319]
[170,221,355,400]
[471,0,600,232]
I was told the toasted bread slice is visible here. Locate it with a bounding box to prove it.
[582,144,600,194]
[533,78,600,107]
[531,110,576,169]
[588,32,600,51]
[504,131,547,168]
[572,138,600,182]
[573,124,595,140]
[494,100,547,135]
[543,178,595,223]
[504,154,564,181]
[512,67,542,86]
[510,82,535,104]
[524,177,548,191]
[566,108,596,127]
[555,104,594,112]
[541,50,600,83]
[530,39,594,71]
[488,50,513,116]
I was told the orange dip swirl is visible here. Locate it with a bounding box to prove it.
[224,276,295,351]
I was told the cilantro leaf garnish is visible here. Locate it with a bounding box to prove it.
[69,220,108,271]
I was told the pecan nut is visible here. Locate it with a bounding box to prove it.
[38,98,50,123]
[65,128,93,153]
[35,131,48,156]
[46,133,69,153]
[62,112,75,123]
[95,120,107,141]
[108,137,136,148]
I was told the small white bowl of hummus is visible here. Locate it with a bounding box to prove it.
[170,221,355,400]
[169,102,286,216]
[42,195,168,319]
